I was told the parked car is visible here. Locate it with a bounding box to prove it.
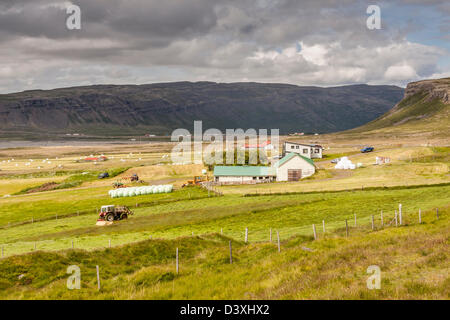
[98,172,110,179]
[361,147,374,153]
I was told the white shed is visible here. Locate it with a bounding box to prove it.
[274,153,316,181]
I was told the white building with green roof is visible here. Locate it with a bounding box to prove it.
[213,152,315,184]
[213,166,276,185]
[274,152,316,181]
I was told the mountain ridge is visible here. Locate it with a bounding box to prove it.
[0,81,404,138]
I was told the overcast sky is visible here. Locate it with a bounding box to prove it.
[0,0,448,93]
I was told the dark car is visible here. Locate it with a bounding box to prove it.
[98,172,110,179]
[361,147,374,153]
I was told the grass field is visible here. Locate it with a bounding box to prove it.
[0,206,448,299]
[0,137,448,300]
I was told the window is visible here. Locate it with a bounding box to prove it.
[253,177,257,180]
[315,148,320,153]
[303,149,308,154]
[291,145,294,149]
[296,146,299,149]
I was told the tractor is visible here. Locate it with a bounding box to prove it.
[182,175,209,187]
[97,205,133,222]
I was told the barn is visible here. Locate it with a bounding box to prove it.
[274,152,315,181]
[213,166,276,185]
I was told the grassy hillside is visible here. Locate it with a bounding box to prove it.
[348,78,450,138]
[0,206,448,299]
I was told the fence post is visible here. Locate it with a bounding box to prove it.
[32,217,34,224]
[109,239,111,248]
[312,224,317,240]
[270,228,272,242]
[96,265,101,291]
[176,248,179,274]
[322,220,325,233]
[277,231,280,253]
[34,242,36,250]
[381,211,383,227]
[436,208,439,219]
[245,227,248,243]
[419,209,422,224]
[399,204,403,225]
[371,215,375,231]
[354,214,357,227]
[56,214,58,220]
[395,210,398,227]
[72,240,74,249]
[229,241,233,264]
[345,220,349,237]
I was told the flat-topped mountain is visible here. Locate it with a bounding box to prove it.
[0,82,404,138]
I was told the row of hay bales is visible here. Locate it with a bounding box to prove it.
[108,185,173,198]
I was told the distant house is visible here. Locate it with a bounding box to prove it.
[283,141,323,159]
[213,166,276,185]
[242,140,274,151]
[274,153,316,181]
[84,156,108,162]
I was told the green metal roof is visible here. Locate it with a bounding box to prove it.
[275,152,315,167]
[213,166,276,177]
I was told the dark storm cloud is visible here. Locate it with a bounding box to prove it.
[0,0,448,93]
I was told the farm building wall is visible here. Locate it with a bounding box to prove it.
[276,156,315,181]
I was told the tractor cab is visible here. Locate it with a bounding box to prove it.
[101,205,115,213]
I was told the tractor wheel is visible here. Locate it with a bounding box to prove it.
[120,213,128,220]
[106,213,115,222]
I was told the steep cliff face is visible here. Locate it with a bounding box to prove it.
[404,78,450,104]
[351,78,450,134]
[0,82,404,137]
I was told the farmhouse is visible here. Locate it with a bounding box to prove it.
[213,166,276,185]
[274,152,316,181]
[283,141,323,159]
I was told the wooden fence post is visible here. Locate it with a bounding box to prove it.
[395,210,398,227]
[245,227,248,243]
[436,208,439,219]
[96,265,101,291]
[345,220,349,237]
[229,241,233,264]
[381,211,383,227]
[220,228,223,235]
[354,214,357,227]
[56,214,58,220]
[31,217,34,224]
[312,224,317,240]
[72,240,74,249]
[34,242,36,250]
[108,239,111,248]
[399,204,403,225]
[176,248,179,274]
[419,209,422,224]
[277,231,280,253]
[322,220,325,233]
[371,215,375,230]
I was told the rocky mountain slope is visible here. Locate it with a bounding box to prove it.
[352,78,450,136]
[0,82,404,138]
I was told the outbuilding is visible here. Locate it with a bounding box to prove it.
[274,152,316,181]
[213,166,276,185]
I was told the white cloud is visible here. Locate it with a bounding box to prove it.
[384,64,418,81]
